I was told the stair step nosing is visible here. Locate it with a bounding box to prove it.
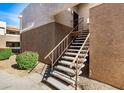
[51,72,75,84]
[55,65,75,75]
[45,77,73,90]
[65,52,88,56]
[58,60,72,66]
[62,56,75,60]
[67,49,87,52]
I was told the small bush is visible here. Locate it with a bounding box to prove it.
[16,51,39,70]
[0,48,12,60]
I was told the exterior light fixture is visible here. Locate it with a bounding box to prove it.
[67,8,73,15]
[87,18,89,24]
[67,8,71,12]
[18,15,23,19]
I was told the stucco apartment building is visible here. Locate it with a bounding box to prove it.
[20,3,124,89]
[0,21,20,53]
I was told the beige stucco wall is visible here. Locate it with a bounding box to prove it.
[21,3,104,32]
[0,35,20,48]
[78,3,101,30]
[54,6,79,27]
[0,21,6,35]
[54,3,102,30]
[54,10,73,27]
[90,3,124,89]
[21,3,78,33]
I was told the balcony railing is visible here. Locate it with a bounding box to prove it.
[7,47,20,49]
[5,34,20,36]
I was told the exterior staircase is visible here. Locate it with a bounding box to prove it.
[42,31,89,90]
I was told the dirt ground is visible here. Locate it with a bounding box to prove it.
[0,55,46,77]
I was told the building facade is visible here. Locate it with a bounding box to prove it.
[20,3,124,89]
[0,21,20,53]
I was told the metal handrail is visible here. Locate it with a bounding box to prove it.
[51,35,77,67]
[71,33,90,68]
[78,48,89,71]
[44,17,84,70]
[74,33,90,90]
[44,18,83,59]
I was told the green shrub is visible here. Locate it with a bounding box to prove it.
[0,48,12,60]
[16,51,39,70]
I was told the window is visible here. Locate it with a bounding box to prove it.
[6,42,20,47]
[6,42,20,54]
[0,27,5,35]
[6,30,20,35]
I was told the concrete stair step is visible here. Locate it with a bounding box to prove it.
[67,49,79,52]
[51,71,75,85]
[61,56,75,61]
[76,37,86,40]
[74,40,84,42]
[77,36,87,38]
[72,42,89,46]
[54,65,75,75]
[79,33,88,35]
[44,77,74,90]
[78,34,87,36]
[72,42,83,45]
[52,70,73,79]
[70,45,81,49]
[67,49,87,53]
[65,52,88,57]
[59,58,87,67]
[70,45,88,49]
[58,60,72,66]
[54,65,83,76]
[71,44,82,47]
[65,52,79,56]
[79,30,89,32]
[78,35,88,37]
[70,45,89,49]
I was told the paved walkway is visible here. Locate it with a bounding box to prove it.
[0,70,51,90]
[0,67,119,90]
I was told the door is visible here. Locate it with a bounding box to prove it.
[73,12,79,31]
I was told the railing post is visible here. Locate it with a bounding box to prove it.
[67,37,68,46]
[62,41,64,52]
[51,52,54,71]
[65,37,68,52]
[64,40,65,50]
[75,59,78,90]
